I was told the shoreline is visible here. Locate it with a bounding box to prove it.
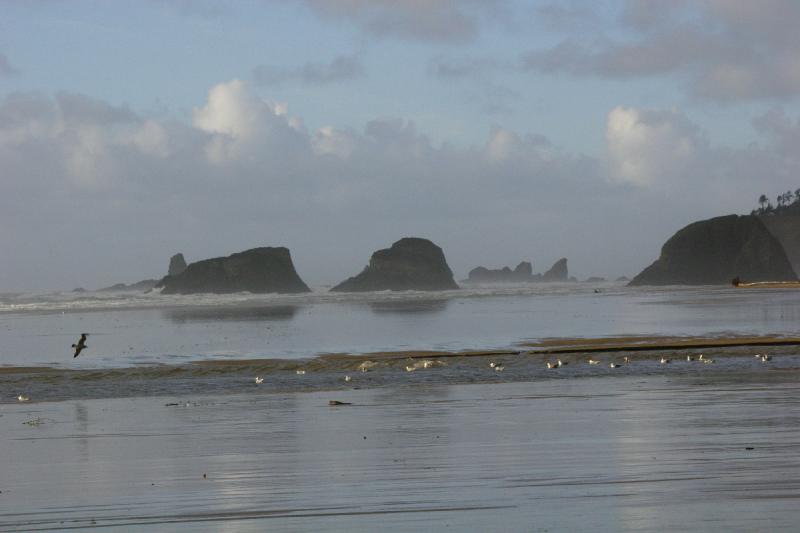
[1,334,799,405]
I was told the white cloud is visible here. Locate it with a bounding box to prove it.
[3,79,799,289]
[312,126,357,159]
[191,79,305,163]
[606,106,701,187]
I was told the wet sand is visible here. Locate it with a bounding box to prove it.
[3,373,800,532]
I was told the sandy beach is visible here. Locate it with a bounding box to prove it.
[3,371,800,532]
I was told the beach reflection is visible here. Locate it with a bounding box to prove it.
[163,305,299,323]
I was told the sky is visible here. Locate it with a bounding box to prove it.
[3,0,800,291]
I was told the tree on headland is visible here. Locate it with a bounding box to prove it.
[753,189,800,215]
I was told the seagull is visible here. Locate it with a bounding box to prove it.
[405,365,417,372]
[358,360,377,372]
[754,353,763,359]
[489,361,501,368]
[660,357,670,364]
[17,394,30,402]
[344,375,352,382]
[72,333,88,358]
[494,364,505,372]
[255,376,264,384]
[687,355,695,362]
[623,356,630,365]
[609,362,621,368]
[703,358,715,364]
[698,354,705,361]
[761,354,772,362]
[588,358,600,365]
[557,359,568,367]
[296,369,306,375]
[546,361,559,369]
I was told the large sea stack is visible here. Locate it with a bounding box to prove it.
[331,237,459,292]
[629,215,796,286]
[160,247,310,294]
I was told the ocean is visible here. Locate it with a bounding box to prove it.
[1,282,799,403]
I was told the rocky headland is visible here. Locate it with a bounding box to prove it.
[160,247,310,294]
[331,237,458,292]
[629,214,797,285]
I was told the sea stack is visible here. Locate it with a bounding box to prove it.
[160,247,310,294]
[629,215,797,285]
[168,253,188,276]
[331,237,459,292]
[541,258,568,282]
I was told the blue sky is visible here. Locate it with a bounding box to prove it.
[3,1,800,290]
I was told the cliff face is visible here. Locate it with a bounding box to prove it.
[331,237,458,292]
[160,247,310,294]
[629,215,796,286]
[758,215,800,277]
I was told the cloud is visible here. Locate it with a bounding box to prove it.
[524,0,800,101]
[0,53,19,77]
[252,54,362,86]
[191,79,307,163]
[606,106,704,187]
[301,0,504,43]
[4,79,799,289]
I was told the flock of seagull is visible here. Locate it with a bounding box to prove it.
[12,333,778,401]
[248,351,777,388]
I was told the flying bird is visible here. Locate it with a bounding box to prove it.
[72,333,88,358]
[255,376,264,384]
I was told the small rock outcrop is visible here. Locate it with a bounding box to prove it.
[466,258,569,283]
[168,253,187,277]
[99,279,158,292]
[468,261,533,283]
[160,247,310,294]
[331,237,458,292]
[629,215,797,286]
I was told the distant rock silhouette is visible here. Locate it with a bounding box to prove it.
[615,276,630,282]
[466,258,569,283]
[629,215,797,285]
[160,247,310,294]
[468,261,534,283]
[331,237,458,292]
[585,276,606,283]
[98,279,158,292]
[542,258,568,282]
[168,253,187,277]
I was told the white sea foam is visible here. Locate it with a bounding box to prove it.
[0,282,627,315]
